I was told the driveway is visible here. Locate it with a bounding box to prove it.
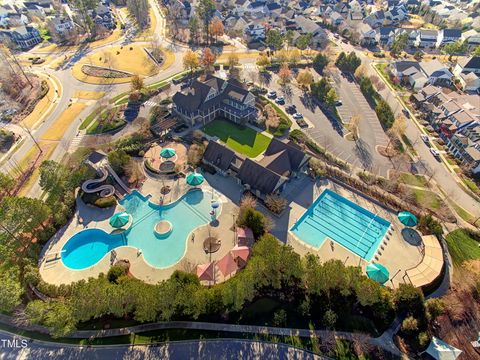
[0,331,325,360]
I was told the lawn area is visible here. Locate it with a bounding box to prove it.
[203,119,271,158]
[41,102,87,141]
[462,176,480,196]
[80,106,107,130]
[21,75,58,129]
[87,107,126,134]
[412,188,443,210]
[72,45,158,84]
[374,63,403,91]
[445,228,480,266]
[260,96,292,137]
[17,141,56,196]
[74,90,105,100]
[451,202,476,225]
[397,172,428,188]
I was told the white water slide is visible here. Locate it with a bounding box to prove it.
[81,167,115,198]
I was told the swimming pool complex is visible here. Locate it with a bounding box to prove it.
[61,189,215,270]
[290,189,390,261]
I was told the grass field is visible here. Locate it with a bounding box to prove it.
[398,172,428,188]
[80,106,107,130]
[203,119,271,158]
[41,103,87,141]
[17,142,56,196]
[445,229,480,266]
[412,188,442,210]
[21,75,59,129]
[74,90,105,100]
[451,202,476,225]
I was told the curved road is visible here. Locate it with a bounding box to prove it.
[0,331,326,360]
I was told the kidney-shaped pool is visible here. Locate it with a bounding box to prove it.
[61,189,216,270]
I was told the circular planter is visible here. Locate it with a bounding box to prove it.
[154,220,173,238]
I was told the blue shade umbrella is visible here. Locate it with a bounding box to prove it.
[109,212,130,228]
[366,263,390,284]
[398,211,417,227]
[211,201,220,209]
[186,172,205,186]
[160,148,176,159]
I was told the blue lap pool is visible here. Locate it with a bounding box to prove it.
[290,189,390,261]
[61,189,215,270]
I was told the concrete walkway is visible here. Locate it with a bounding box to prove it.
[0,314,403,358]
[0,330,328,360]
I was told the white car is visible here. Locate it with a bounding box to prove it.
[293,113,304,120]
[267,91,277,99]
[430,148,440,158]
[420,134,430,144]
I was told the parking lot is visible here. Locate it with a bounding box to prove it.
[262,69,391,176]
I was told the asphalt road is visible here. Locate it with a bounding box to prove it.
[0,331,324,360]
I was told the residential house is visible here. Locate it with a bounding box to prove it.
[357,22,376,46]
[330,11,344,26]
[22,1,53,19]
[91,1,115,29]
[232,0,251,16]
[419,59,453,87]
[416,30,438,49]
[458,72,480,93]
[453,56,480,76]
[0,25,41,49]
[246,1,266,17]
[50,17,74,33]
[364,11,385,28]
[436,29,462,47]
[448,132,480,174]
[395,28,418,47]
[377,27,396,47]
[294,15,327,48]
[172,75,257,127]
[461,29,480,48]
[244,21,266,41]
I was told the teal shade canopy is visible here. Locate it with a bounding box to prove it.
[186,172,205,186]
[109,212,130,228]
[160,148,176,159]
[366,263,390,284]
[398,211,417,227]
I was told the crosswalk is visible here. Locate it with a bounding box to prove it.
[68,132,85,153]
[143,100,158,107]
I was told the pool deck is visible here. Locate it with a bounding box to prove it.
[281,177,424,288]
[39,176,239,286]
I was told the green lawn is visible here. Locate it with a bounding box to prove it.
[398,172,428,188]
[79,106,106,130]
[451,202,476,225]
[445,229,480,266]
[412,188,443,210]
[374,63,403,91]
[462,177,480,196]
[203,119,271,157]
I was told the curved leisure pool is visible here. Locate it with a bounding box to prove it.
[61,189,215,270]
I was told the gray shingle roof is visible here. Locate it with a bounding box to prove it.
[203,141,235,171]
[237,158,284,195]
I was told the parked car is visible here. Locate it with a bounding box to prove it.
[293,113,303,120]
[335,100,343,106]
[275,96,285,105]
[402,109,411,118]
[430,148,440,159]
[267,91,277,99]
[420,134,430,144]
[297,119,308,128]
[286,105,297,114]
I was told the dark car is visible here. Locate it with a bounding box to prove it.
[402,109,411,118]
[286,105,297,114]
